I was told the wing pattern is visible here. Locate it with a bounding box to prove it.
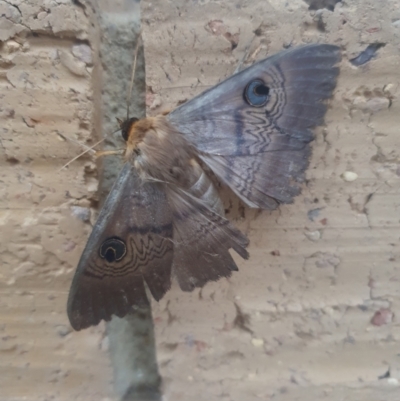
[169,44,341,208]
[167,186,249,291]
[67,164,173,330]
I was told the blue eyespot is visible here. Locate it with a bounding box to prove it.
[100,237,127,263]
[244,79,270,107]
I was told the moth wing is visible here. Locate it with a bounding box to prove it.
[167,186,249,291]
[168,44,341,208]
[67,164,173,330]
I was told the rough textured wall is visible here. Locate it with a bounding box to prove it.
[142,1,400,400]
[0,1,113,399]
[0,0,399,400]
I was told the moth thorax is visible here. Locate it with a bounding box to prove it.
[124,117,156,161]
[131,117,193,185]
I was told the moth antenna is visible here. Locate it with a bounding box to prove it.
[108,126,126,139]
[126,31,142,120]
[59,133,103,155]
[58,132,94,151]
[61,33,143,172]
[234,34,256,74]
[59,138,105,171]
[59,123,125,171]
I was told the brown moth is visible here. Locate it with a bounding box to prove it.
[67,44,341,330]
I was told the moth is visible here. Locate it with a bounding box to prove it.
[67,44,341,330]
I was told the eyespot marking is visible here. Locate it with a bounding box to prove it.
[99,237,127,263]
[244,79,270,107]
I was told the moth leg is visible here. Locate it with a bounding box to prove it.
[95,149,125,158]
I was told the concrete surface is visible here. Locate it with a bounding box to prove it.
[0,0,399,400]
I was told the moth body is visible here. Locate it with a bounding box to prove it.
[124,115,223,213]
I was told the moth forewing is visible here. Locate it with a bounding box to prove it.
[168,44,341,209]
[67,164,174,331]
